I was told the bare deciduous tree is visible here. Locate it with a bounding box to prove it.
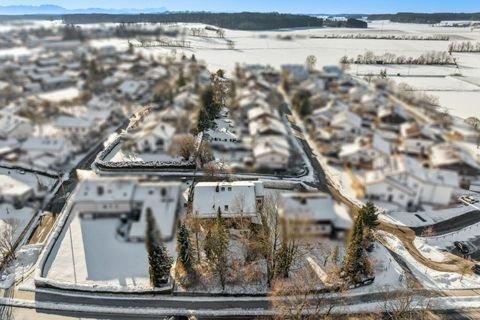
[0,219,19,269]
[170,135,196,160]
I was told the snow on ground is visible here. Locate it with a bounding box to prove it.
[417,221,480,254]
[45,210,176,290]
[381,205,473,228]
[108,148,183,163]
[0,244,41,289]
[0,204,35,245]
[381,231,480,290]
[37,87,80,103]
[0,166,56,195]
[413,239,447,263]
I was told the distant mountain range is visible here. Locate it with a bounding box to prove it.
[0,4,167,15]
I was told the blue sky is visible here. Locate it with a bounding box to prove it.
[2,0,480,14]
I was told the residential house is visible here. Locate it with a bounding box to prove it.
[133,121,176,153]
[192,181,265,222]
[75,178,182,241]
[278,192,352,239]
[339,134,391,169]
[365,156,460,208]
[0,174,33,206]
[253,135,291,170]
[0,112,32,141]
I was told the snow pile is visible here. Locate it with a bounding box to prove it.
[0,244,41,289]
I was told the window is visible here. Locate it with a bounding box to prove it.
[97,186,104,196]
[227,187,232,191]
[221,187,225,191]
[224,205,229,211]
[387,187,393,192]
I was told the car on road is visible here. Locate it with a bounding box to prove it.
[454,241,470,255]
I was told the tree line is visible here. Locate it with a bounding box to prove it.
[311,33,449,41]
[368,12,480,24]
[448,41,480,53]
[342,50,455,65]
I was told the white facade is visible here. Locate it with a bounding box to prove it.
[192,181,264,220]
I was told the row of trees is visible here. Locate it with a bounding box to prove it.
[448,41,480,53]
[342,50,455,65]
[312,33,449,41]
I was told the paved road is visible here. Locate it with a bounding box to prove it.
[411,209,480,236]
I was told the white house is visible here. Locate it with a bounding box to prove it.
[55,116,96,138]
[365,156,459,208]
[21,138,73,169]
[0,174,33,205]
[249,117,287,137]
[75,178,182,241]
[339,134,391,169]
[253,135,290,170]
[192,181,265,221]
[0,112,32,141]
[117,80,149,100]
[133,121,176,153]
[278,192,352,239]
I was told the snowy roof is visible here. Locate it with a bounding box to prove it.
[55,116,93,129]
[372,134,391,155]
[22,138,68,153]
[331,110,362,128]
[279,192,352,230]
[118,80,148,95]
[247,106,280,122]
[0,112,31,136]
[249,117,287,136]
[87,95,115,110]
[0,174,33,198]
[429,143,461,167]
[192,181,264,218]
[76,178,137,203]
[253,135,290,158]
[129,182,182,240]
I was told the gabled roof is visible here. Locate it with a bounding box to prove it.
[279,192,352,230]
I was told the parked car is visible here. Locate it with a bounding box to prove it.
[454,241,470,255]
[472,264,480,276]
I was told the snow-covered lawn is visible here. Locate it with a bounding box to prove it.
[0,203,35,245]
[381,205,474,228]
[45,211,176,290]
[381,231,480,290]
